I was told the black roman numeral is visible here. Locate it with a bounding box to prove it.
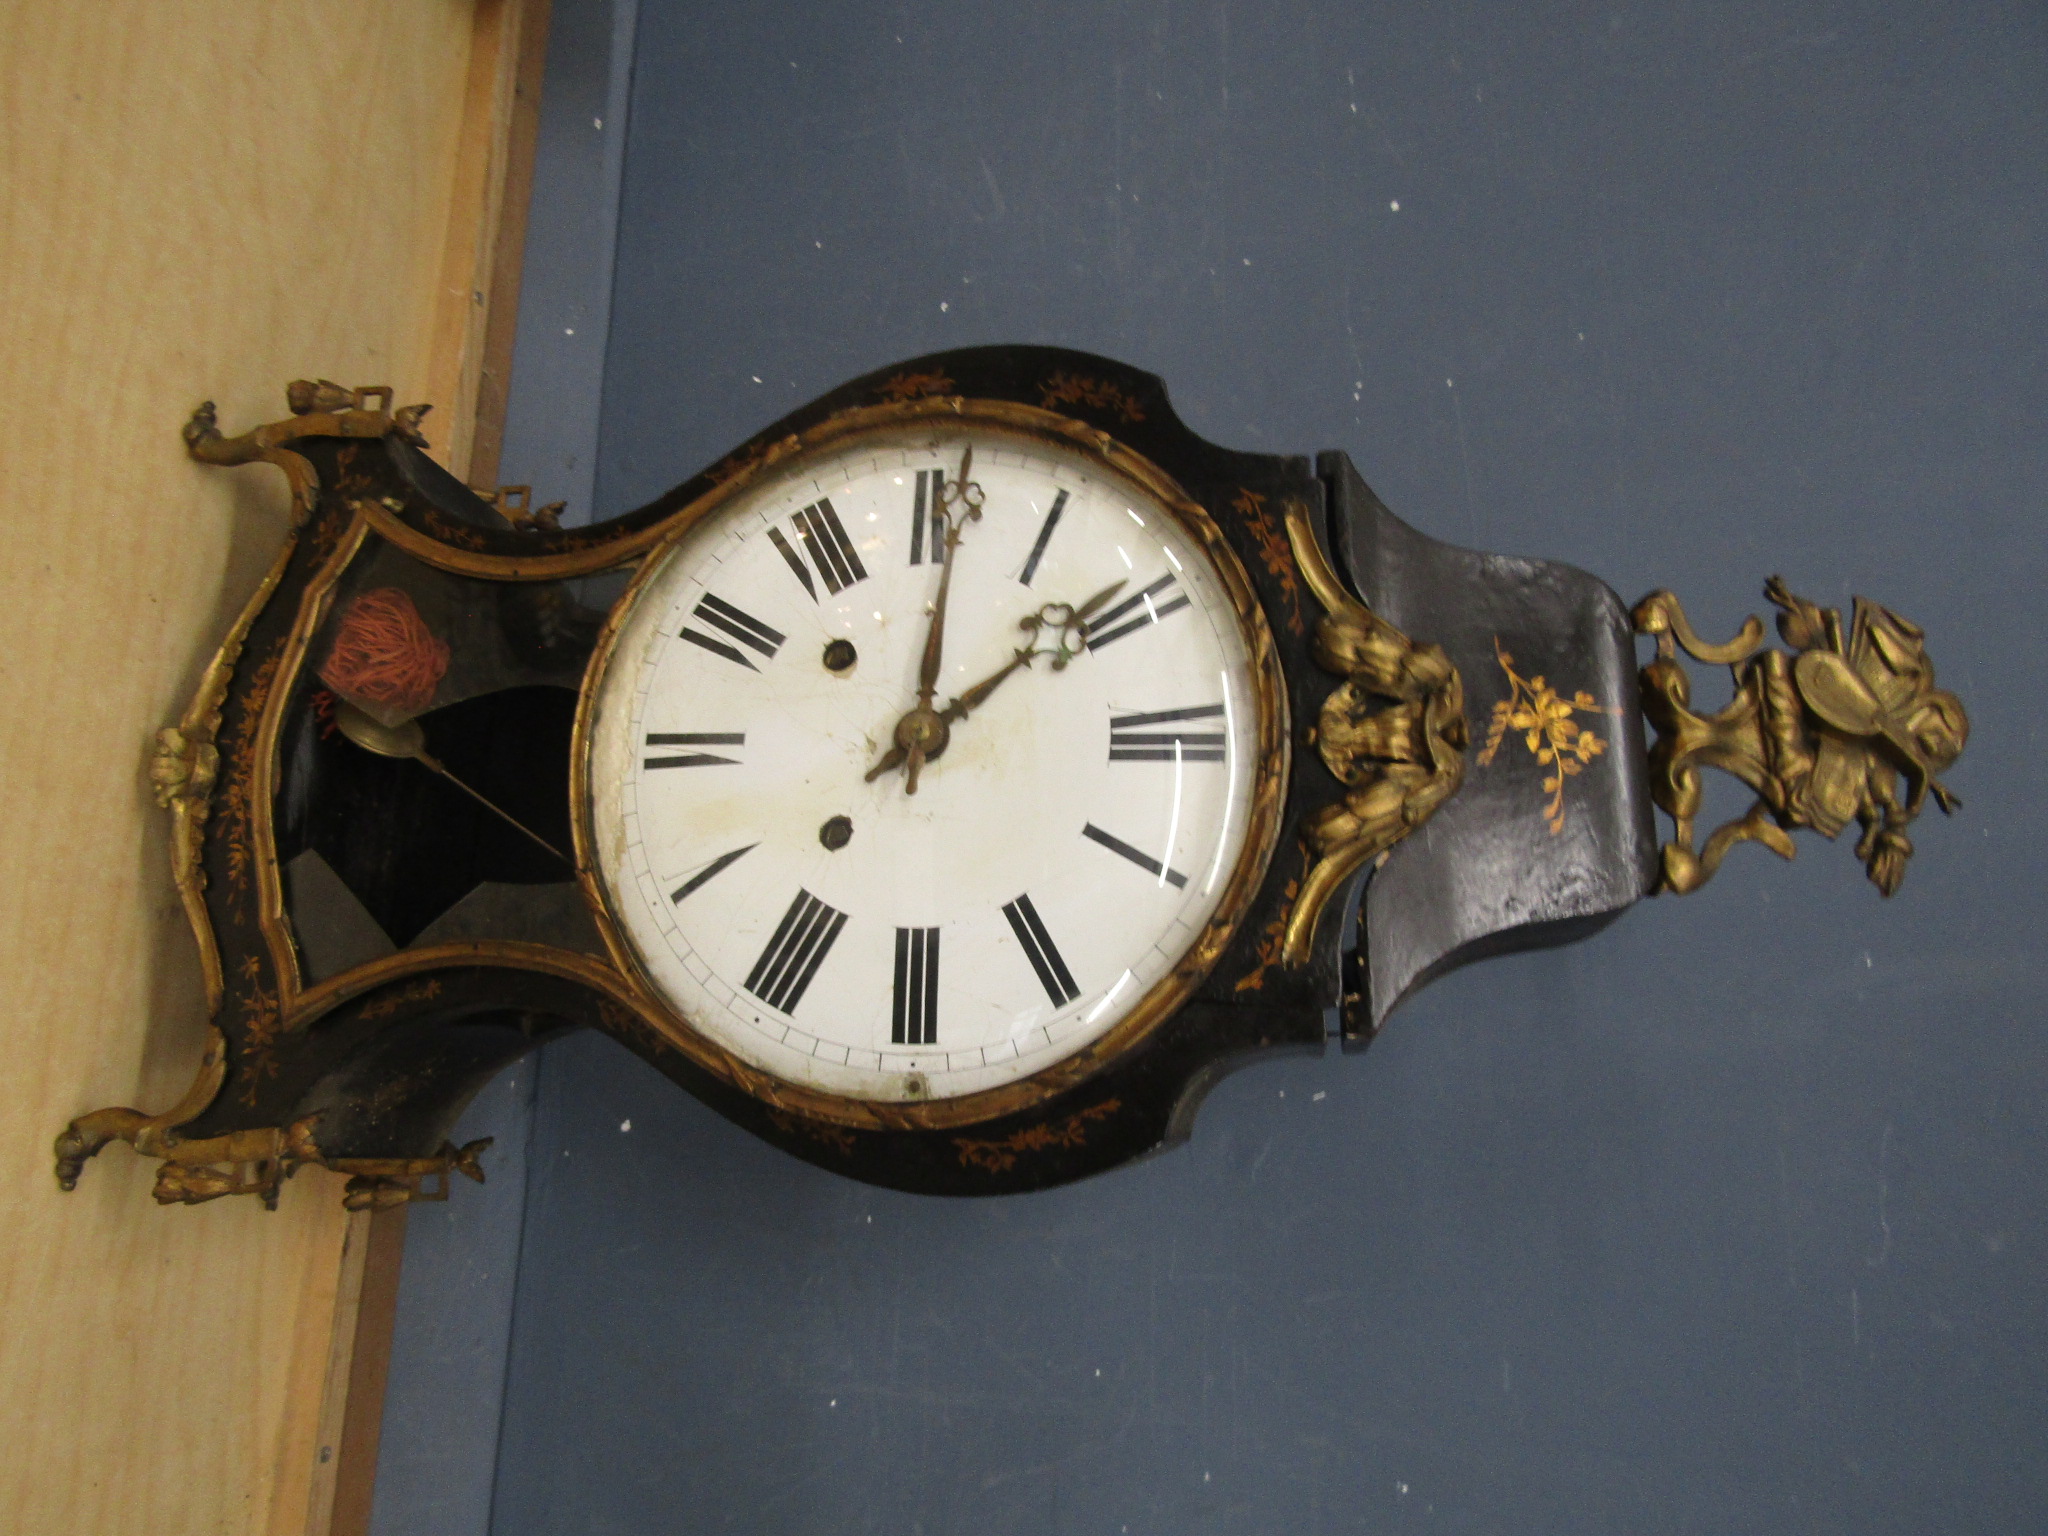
[669,843,755,904]
[680,593,784,670]
[908,469,946,564]
[1002,893,1079,1007]
[644,732,744,769]
[1017,489,1069,586]
[744,889,848,1014]
[1082,823,1188,889]
[1108,704,1226,763]
[1084,573,1191,650]
[768,497,868,598]
[892,927,940,1044]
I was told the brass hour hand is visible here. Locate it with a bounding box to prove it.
[942,580,1125,719]
[863,581,1125,787]
[1018,579,1125,671]
[937,579,1127,724]
[936,650,1036,727]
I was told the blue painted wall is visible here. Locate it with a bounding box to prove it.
[401,4,2048,1532]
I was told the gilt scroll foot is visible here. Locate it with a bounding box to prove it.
[55,1100,309,1210]
[57,1098,494,1211]
[331,1138,493,1211]
[52,1108,151,1192]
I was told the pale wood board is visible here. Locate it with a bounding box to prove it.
[0,4,523,1531]
[427,0,553,494]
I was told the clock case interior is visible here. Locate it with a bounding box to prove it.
[60,347,1663,1201]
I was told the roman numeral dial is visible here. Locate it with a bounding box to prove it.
[892,927,939,1044]
[745,890,848,1015]
[907,469,945,564]
[669,844,754,905]
[589,420,1266,1110]
[768,497,868,598]
[1017,489,1068,585]
[1085,573,1191,650]
[644,732,743,769]
[1002,894,1080,1007]
[680,593,784,670]
[1082,823,1189,889]
[1109,704,1226,763]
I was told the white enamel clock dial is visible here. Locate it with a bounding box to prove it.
[585,418,1268,1105]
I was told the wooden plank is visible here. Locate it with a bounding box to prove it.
[289,1212,374,1536]
[466,0,555,491]
[0,3,538,1533]
[306,3,555,1531]
[425,0,556,489]
[323,1209,411,1536]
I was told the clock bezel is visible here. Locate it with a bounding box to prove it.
[570,395,1291,1132]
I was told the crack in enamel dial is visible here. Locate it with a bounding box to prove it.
[585,417,1269,1106]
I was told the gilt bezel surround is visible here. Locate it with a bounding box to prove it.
[570,396,1291,1132]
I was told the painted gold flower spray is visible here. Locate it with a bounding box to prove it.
[1476,636,1612,834]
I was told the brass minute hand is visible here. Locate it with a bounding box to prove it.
[870,447,983,793]
[915,449,975,705]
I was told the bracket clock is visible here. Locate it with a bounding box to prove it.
[55,348,1971,1205]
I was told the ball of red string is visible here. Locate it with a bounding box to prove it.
[318,587,450,716]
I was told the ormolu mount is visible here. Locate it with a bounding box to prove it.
[1635,580,1968,896]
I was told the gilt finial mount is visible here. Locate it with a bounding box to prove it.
[1634,578,1968,895]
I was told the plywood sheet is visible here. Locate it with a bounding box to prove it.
[0,5,484,1532]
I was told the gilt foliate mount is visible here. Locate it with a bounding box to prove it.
[56,349,1969,1206]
